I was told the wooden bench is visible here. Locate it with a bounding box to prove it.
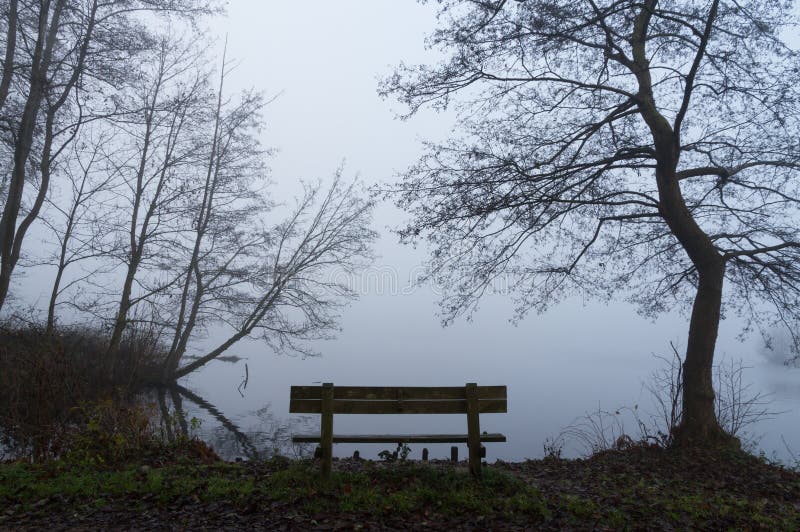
[289,382,507,478]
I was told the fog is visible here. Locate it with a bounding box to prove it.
[14,0,800,462]
[172,1,800,462]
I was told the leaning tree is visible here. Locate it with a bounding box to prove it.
[382,0,800,446]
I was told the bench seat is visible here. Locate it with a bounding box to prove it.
[292,433,507,444]
[290,382,507,478]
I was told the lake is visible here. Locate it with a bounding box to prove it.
[177,289,800,465]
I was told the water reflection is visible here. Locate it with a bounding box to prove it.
[1,385,313,462]
[183,331,800,465]
[157,385,313,461]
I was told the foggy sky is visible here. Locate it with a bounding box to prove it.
[185,1,799,460]
[199,1,776,366]
[13,1,800,459]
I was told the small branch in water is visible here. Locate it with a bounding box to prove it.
[237,363,249,398]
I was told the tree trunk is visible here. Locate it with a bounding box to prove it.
[629,7,731,446]
[45,265,64,334]
[0,2,54,312]
[0,0,18,112]
[652,157,735,447]
[673,263,737,447]
[106,100,156,371]
[169,328,249,381]
[657,182,735,447]
[651,166,732,446]
[106,263,136,368]
[0,0,94,313]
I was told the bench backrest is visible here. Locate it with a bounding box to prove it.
[289,384,507,414]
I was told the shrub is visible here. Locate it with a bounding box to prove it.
[0,323,168,461]
[551,344,779,458]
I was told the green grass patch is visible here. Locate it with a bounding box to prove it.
[0,460,548,522]
[1,451,799,530]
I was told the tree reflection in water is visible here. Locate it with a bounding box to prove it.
[156,385,313,461]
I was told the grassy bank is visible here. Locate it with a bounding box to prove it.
[2,447,798,530]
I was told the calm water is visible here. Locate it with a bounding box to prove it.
[176,294,800,464]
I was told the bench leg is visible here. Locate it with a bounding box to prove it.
[466,382,481,478]
[320,383,334,479]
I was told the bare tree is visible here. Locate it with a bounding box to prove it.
[160,45,270,381]
[39,126,121,333]
[169,174,375,380]
[0,0,217,314]
[381,0,800,447]
[74,39,376,382]
[102,37,208,369]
